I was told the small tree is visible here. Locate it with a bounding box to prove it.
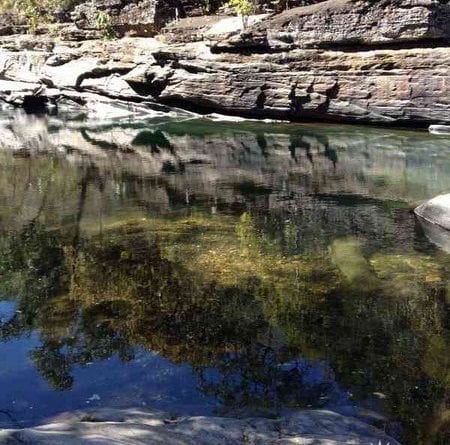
[227,0,254,30]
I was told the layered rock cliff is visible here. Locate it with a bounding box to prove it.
[0,0,449,126]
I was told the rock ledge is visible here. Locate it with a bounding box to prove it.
[0,407,401,444]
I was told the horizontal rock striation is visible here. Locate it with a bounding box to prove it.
[0,0,448,125]
[72,0,161,36]
[70,0,214,37]
[148,43,450,124]
[213,0,450,51]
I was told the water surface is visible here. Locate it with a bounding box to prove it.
[0,111,450,445]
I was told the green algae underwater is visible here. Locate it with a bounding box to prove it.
[0,112,450,444]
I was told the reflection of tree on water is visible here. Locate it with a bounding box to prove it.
[0,213,449,444]
[197,343,343,414]
[0,225,268,383]
[0,221,349,417]
[0,222,66,329]
[132,130,174,155]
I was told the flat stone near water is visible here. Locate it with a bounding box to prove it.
[429,125,450,135]
[0,408,401,445]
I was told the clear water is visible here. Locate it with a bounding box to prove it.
[0,110,450,445]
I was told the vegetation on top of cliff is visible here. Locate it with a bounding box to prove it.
[227,0,254,28]
[1,0,55,27]
[0,0,83,28]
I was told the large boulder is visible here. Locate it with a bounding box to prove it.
[415,194,450,231]
[415,194,450,253]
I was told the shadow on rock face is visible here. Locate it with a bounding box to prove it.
[416,216,450,254]
[415,193,450,253]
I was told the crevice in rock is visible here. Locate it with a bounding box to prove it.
[128,69,175,99]
[256,89,266,109]
[22,95,49,114]
[289,84,311,114]
[210,44,280,55]
[171,61,210,74]
[126,80,160,97]
[75,68,132,88]
[312,37,450,52]
[317,82,339,113]
[210,37,450,56]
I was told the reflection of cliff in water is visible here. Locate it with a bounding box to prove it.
[2,112,450,201]
[1,112,450,252]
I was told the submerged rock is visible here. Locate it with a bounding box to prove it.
[0,407,401,444]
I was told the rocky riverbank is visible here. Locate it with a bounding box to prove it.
[0,0,449,126]
[0,407,401,444]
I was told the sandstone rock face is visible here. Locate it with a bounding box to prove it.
[415,194,450,231]
[0,10,28,37]
[161,14,269,44]
[214,0,450,51]
[58,25,104,41]
[148,43,450,124]
[72,0,160,36]
[0,0,448,125]
[71,0,193,36]
[0,407,401,445]
[0,34,448,125]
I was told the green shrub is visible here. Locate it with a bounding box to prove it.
[95,10,116,39]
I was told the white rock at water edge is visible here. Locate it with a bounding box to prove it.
[414,194,450,231]
[0,407,402,445]
[429,125,450,135]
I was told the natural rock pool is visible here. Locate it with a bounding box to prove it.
[0,110,449,444]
